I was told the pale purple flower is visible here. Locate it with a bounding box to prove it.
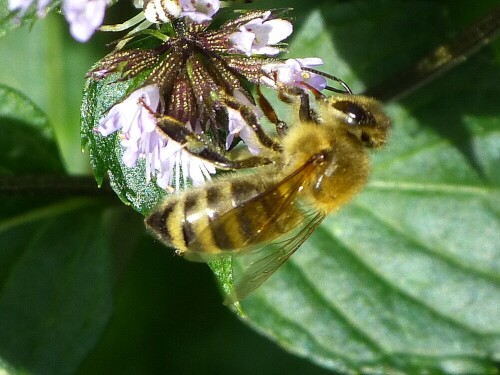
[180,0,220,23]
[228,11,293,56]
[95,84,160,168]
[63,0,108,42]
[261,58,328,91]
[8,0,32,15]
[9,0,107,41]
[225,90,263,155]
[95,85,159,137]
[95,84,216,190]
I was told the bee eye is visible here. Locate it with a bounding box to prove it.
[332,101,373,126]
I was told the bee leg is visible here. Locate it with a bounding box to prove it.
[276,85,321,124]
[298,91,312,122]
[156,115,273,170]
[223,96,283,152]
[295,88,321,124]
[256,85,288,137]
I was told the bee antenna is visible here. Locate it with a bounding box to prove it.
[301,67,353,95]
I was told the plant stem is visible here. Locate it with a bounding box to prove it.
[364,5,500,101]
[0,175,115,196]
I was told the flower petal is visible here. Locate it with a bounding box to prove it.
[228,13,293,56]
[8,0,33,12]
[225,103,262,155]
[261,58,327,91]
[257,19,293,46]
[95,85,161,169]
[63,0,108,42]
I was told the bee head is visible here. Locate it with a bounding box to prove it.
[321,95,391,148]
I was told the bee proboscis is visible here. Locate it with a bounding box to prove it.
[146,94,390,303]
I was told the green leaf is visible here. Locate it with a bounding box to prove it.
[0,13,111,174]
[0,0,40,39]
[77,231,333,375]
[210,2,500,374]
[0,201,114,375]
[0,90,117,375]
[0,84,67,221]
[0,85,63,174]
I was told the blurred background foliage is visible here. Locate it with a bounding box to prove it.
[0,0,499,374]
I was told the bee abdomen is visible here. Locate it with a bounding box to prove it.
[146,177,277,256]
[145,199,179,249]
[145,185,227,255]
[184,180,267,253]
[196,178,283,251]
[146,190,209,254]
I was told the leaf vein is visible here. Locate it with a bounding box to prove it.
[247,293,376,371]
[367,180,496,196]
[283,260,389,356]
[354,201,500,285]
[0,198,99,234]
[333,206,493,337]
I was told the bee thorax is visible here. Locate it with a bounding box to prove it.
[308,139,370,213]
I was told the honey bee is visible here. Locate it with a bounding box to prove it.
[145,93,390,303]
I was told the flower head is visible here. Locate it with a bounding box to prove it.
[91,10,294,139]
[92,8,333,191]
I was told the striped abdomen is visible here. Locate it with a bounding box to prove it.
[145,175,302,257]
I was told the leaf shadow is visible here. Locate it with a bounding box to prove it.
[396,52,500,183]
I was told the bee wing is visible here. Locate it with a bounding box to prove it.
[225,210,325,304]
[184,153,326,302]
[230,156,319,247]
[186,153,322,257]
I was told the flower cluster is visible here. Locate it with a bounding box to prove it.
[92,0,330,191]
